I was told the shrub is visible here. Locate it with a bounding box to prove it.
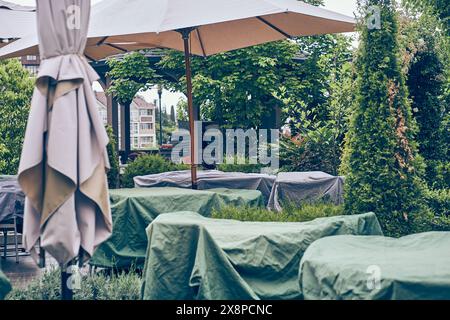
[0,59,34,175]
[341,0,427,237]
[407,207,450,234]
[217,156,266,174]
[407,49,446,164]
[121,154,188,188]
[280,127,337,175]
[106,126,120,189]
[404,18,448,191]
[7,268,142,300]
[424,160,450,190]
[425,188,450,217]
[212,203,344,223]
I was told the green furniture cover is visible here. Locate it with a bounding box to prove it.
[90,187,264,268]
[141,212,382,300]
[299,232,450,300]
[0,268,11,300]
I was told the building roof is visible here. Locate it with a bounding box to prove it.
[133,95,156,109]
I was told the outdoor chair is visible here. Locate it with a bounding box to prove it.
[0,214,20,263]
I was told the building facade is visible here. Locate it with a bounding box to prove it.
[95,92,157,150]
[20,55,40,76]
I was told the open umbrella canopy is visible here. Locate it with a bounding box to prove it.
[19,0,112,265]
[1,0,355,188]
[0,0,354,59]
[0,0,35,47]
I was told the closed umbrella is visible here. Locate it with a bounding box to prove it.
[0,0,355,188]
[17,0,112,299]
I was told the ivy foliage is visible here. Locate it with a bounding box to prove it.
[106,52,159,104]
[160,40,304,128]
[403,0,450,34]
[0,59,34,174]
[158,0,352,131]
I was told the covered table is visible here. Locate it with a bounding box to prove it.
[0,176,24,223]
[268,172,345,211]
[0,267,11,300]
[299,232,450,300]
[90,187,264,268]
[141,211,382,300]
[134,170,276,203]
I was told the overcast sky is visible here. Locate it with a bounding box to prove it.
[8,0,358,110]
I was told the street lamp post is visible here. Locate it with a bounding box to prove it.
[157,84,163,145]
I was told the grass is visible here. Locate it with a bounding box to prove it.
[7,267,142,300]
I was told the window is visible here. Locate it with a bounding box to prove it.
[26,55,37,61]
[133,137,139,148]
[98,109,107,125]
[140,123,153,131]
[25,65,39,76]
[132,123,139,134]
[131,111,139,122]
[139,109,151,116]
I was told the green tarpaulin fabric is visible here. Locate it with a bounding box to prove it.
[299,232,450,300]
[0,268,11,300]
[90,188,264,268]
[141,212,382,300]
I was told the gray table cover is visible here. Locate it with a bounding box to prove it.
[268,172,344,211]
[134,170,276,202]
[0,176,24,223]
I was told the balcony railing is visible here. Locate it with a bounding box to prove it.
[140,116,153,123]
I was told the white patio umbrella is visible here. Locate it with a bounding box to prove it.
[0,0,35,48]
[0,0,355,188]
[16,0,112,299]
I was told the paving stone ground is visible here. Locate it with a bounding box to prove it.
[1,253,58,289]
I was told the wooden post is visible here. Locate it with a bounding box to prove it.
[180,28,198,189]
[124,102,131,162]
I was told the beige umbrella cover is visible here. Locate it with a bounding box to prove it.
[19,0,112,265]
[2,0,355,189]
[0,0,355,59]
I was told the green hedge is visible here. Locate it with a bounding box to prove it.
[212,203,344,223]
[121,154,188,188]
[216,156,266,174]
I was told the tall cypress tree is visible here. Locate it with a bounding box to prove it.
[342,0,427,236]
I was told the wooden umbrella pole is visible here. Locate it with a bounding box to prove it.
[180,28,198,189]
